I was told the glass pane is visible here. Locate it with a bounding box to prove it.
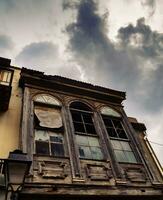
[114,150,126,162]
[88,137,99,146]
[35,141,49,155]
[70,102,91,111]
[112,119,122,129]
[79,146,85,157]
[117,129,128,139]
[103,118,113,127]
[125,151,137,163]
[74,122,85,133]
[71,112,82,122]
[91,147,103,160]
[35,130,49,141]
[76,135,89,145]
[111,140,122,150]
[85,124,96,134]
[101,107,121,117]
[120,141,131,151]
[51,143,64,156]
[50,135,63,143]
[79,146,92,159]
[34,95,61,106]
[107,128,117,137]
[6,72,11,83]
[82,113,93,124]
[0,70,11,85]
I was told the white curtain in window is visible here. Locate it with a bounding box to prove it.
[34,108,62,128]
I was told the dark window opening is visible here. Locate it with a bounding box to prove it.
[35,130,64,157]
[70,101,91,111]
[71,110,96,135]
[102,116,128,139]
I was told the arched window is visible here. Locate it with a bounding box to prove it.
[70,101,103,160]
[33,94,64,157]
[101,106,137,163]
[34,94,61,106]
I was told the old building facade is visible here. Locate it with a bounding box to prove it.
[0,57,163,199]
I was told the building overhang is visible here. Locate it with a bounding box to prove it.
[19,68,126,105]
[19,183,163,200]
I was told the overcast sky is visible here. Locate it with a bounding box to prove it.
[0,0,163,165]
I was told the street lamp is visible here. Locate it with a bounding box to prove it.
[4,150,31,200]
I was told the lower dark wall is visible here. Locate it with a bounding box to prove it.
[19,194,163,200]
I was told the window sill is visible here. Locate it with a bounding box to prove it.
[33,154,69,159]
[119,162,143,165]
[75,132,98,137]
[110,137,129,141]
[79,157,106,162]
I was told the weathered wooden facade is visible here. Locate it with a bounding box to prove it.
[0,58,163,199]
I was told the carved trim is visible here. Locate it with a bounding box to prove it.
[37,160,68,179]
[124,166,148,183]
[85,163,113,181]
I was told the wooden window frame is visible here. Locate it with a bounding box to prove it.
[102,115,138,164]
[0,68,13,86]
[33,95,65,158]
[70,105,104,161]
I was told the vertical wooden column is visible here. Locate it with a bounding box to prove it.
[20,87,30,153]
[96,112,125,180]
[20,86,33,174]
[120,107,159,182]
[62,105,83,180]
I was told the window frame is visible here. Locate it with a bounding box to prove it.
[70,102,104,161]
[101,112,138,164]
[0,68,13,86]
[33,94,65,158]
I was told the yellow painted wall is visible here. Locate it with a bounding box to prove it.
[0,68,22,158]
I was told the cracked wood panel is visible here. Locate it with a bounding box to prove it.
[120,163,149,183]
[80,160,114,184]
[33,157,71,183]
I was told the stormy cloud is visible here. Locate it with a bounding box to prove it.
[65,0,163,113]
[64,0,163,164]
[15,42,59,69]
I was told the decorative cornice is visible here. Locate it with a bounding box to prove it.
[19,68,126,105]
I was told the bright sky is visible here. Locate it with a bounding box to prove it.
[0,0,163,164]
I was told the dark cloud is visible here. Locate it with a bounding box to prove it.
[64,0,163,164]
[66,0,140,89]
[15,41,82,80]
[62,0,78,10]
[0,35,14,52]
[15,42,59,69]
[65,0,163,113]
[141,64,163,111]
[118,17,163,58]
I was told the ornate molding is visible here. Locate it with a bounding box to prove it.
[85,163,113,181]
[37,160,68,179]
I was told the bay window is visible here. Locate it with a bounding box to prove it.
[70,102,103,160]
[33,94,65,157]
[101,107,137,163]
